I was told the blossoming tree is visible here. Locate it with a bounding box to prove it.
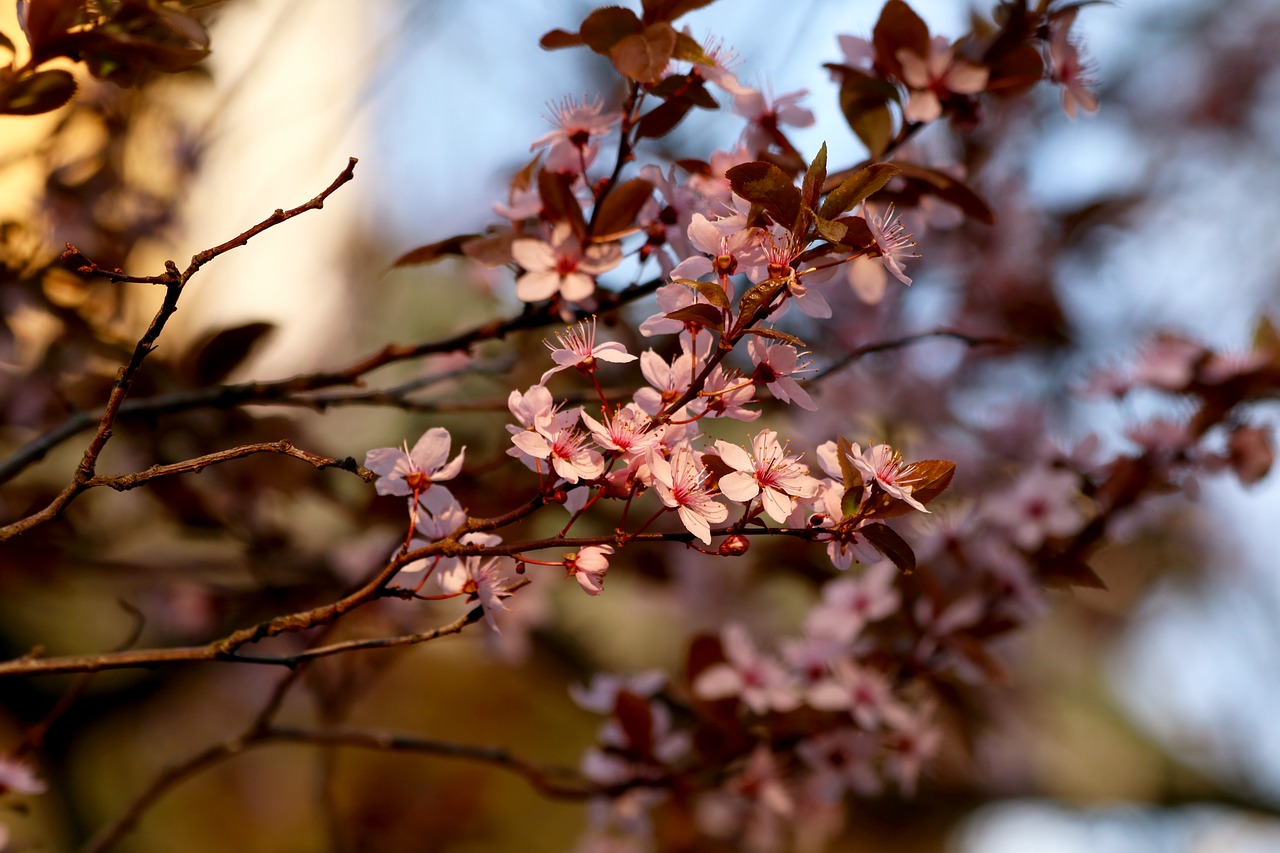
[0,0,1277,850]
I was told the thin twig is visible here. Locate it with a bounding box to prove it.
[0,159,359,539]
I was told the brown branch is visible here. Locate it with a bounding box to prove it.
[0,158,359,539]
[82,720,591,853]
[812,327,1017,383]
[88,440,374,492]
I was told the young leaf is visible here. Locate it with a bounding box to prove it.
[742,327,806,348]
[837,71,898,159]
[835,436,864,498]
[725,161,802,230]
[735,277,787,327]
[593,178,654,238]
[642,0,718,24]
[893,161,994,224]
[636,96,697,139]
[579,6,643,54]
[666,303,724,332]
[860,522,917,573]
[539,28,584,49]
[674,278,731,311]
[873,0,931,79]
[0,68,77,115]
[613,690,655,757]
[182,322,276,386]
[802,142,828,209]
[610,22,678,84]
[904,459,956,506]
[390,234,482,268]
[538,169,588,240]
[820,162,900,220]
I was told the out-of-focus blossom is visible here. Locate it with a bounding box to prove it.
[531,93,621,172]
[0,755,46,795]
[806,560,900,641]
[1048,11,1099,119]
[694,624,801,714]
[983,464,1088,549]
[895,36,988,123]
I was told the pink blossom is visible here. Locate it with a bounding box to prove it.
[531,93,621,172]
[510,420,605,484]
[541,316,637,384]
[715,430,820,523]
[569,671,666,713]
[698,365,760,422]
[895,37,989,123]
[747,337,817,411]
[881,700,941,795]
[580,404,662,459]
[650,447,727,545]
[0,756,46,795]
[861,202,919,286]
[808,657,899,730]
[733,88,815,152]
[568,544,614,596]
[845,442,929,512]
[365,427,465,523]
[806,560,901,641]
[512,224,622,303]
[983,465,1087,549]
[633,348,699,416]
[797,728,882,798]
[438,555,513,632]
[693,624,801,714]
[1049,11,1099,120]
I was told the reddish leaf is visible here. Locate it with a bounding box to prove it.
[820,162,900,220]
[636,96,697,139]
[666,303,724,331]
[906,459,956,505]
[538,169,588,239]
[674,277,731,311]
[579,6,643,54]
[610,22,677,84]
[837,71,897,158]
[641,0,718,24]
[19,0,82,60]
[802,142,828,210]
[726,161,802,230]
[0,68,77,115]
[742,327,805,348]
[539,28,583,49]
[835,436,864,498]
[860,522,916,573]
[893,161,994,224]
[873,0,931,78]
[671,29,714,64]
[811,213,848,244]
[735,277,787,327]
[1039,554,1107,590]
[614,690,655,758]
[0,31,15,55]
[390,234,481,268]
[686,632,725,684]
[985,42,1044,96]
[183,322,276,386]
[593,178,654,238]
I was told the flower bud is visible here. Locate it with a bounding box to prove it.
[718,534,750,556]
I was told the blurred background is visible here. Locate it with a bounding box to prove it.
[1,0,1279,850]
